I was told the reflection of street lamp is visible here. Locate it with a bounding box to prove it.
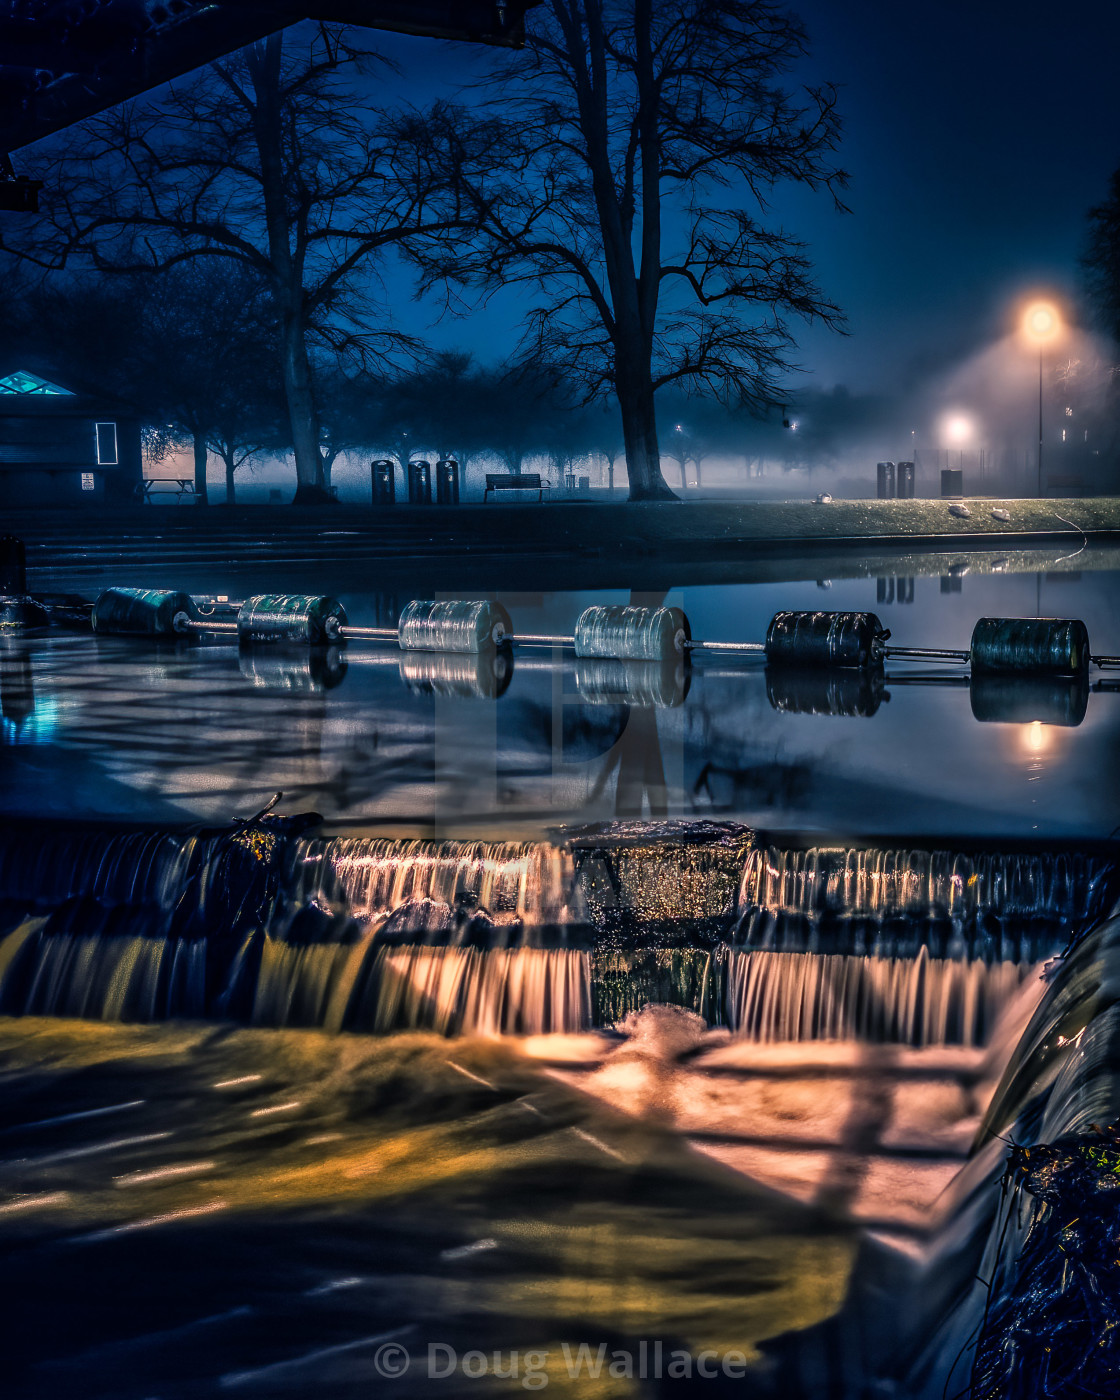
[1022,300,1062,497]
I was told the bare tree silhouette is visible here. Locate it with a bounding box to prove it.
[400,0,847,500]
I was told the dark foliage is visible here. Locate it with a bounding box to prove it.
[971,1122,1120,1400]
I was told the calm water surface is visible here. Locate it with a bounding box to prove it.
[3,558,1119,838]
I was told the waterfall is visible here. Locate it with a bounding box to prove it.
[737,845,1113,955]
[0,923,208,1021]
[0,825,207,911]
[295,836,583,933]
[0,821,1112,1041]
[252,935,372,1032]
[726,946,1030,1047]
[355,946,591,1035]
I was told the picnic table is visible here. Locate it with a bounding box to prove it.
[140,478,197,503]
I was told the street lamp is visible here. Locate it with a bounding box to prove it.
[1021,300,1062,497]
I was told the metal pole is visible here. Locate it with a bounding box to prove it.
[1037,344,1043,497]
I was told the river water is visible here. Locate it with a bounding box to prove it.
[1,546,1118,1397]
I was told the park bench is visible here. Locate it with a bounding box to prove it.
[484,473,545,503]
[1045,475,1086,495]
[140,477,197,503]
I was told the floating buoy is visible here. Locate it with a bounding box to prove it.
[397,599,511,653]
[92,587,196,636]
[765,611,887,670]
[236,595,346,646]
[969,617,1090,676]
[574,656,690,708]
[574,605,690,661]
[239,647,348,692]
[969,674,1088,727]
[0,596,49,633]
[399,647,512,698]
[766,667,887,717]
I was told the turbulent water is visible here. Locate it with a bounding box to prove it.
[0,821,1112,1047]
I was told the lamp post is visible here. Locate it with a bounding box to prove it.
[1022,301,1061,497]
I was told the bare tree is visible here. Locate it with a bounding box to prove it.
[2,26,466,502]
[403,0,847,500]
[1083,167,1120,347]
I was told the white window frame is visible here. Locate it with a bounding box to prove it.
[95,421,118,465]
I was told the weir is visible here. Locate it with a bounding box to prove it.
[0,819,1112,1046]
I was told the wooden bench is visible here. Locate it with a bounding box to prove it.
[1045,475,1086,495]
[484,473,544,503]
[141,477,197,503]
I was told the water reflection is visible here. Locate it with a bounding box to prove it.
[1,568,1119,836]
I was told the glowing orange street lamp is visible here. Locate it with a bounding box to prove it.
[1021,300,1062,497]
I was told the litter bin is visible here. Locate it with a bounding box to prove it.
[578,475,590,492]
[876,461,896,499]
[0,535,26,594]
[941,469,964,498]
[371,460,396,506]
[407,460,432,505]
[436,458,460,505]
[897,461,915,499]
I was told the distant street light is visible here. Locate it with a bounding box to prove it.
[1022,299,1062,497]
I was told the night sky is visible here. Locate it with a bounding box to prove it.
[373,0,1120,397]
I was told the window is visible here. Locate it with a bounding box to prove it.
[95,421,118,465]
[0,369,72,395]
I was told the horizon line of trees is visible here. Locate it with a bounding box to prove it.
[0,3,850,503]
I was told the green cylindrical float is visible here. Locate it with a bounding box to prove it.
[764,611,887,671]
[236,595,346,646]
[397,599,511,653]
[92,587,196,636]
[573,605,690,661]
[766,667,887,718]
[969,617,1090,676]
[239,647,349,691]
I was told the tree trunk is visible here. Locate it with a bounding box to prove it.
[193,432,209,505]
[248,36,327,504]
[280,311,327,501]
[616,370,675,501]
[678,459,687,489]
[224,452,236,505]
[695,458,703,488]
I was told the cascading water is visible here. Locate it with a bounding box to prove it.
[726,846,1114,1046]
[738,845,1111,952]
[296,835,581,932]
[0,822,1113,1044]
[725,946,1029,1047]
[242,834,593,1033]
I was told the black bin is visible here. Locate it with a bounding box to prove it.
[0,535,26,594]
[407,460,432,505]
[876,461,896,499]
[371,460,396,507]
[436,458,460,505]
[941,468,964,498]
[897,461,915,498]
